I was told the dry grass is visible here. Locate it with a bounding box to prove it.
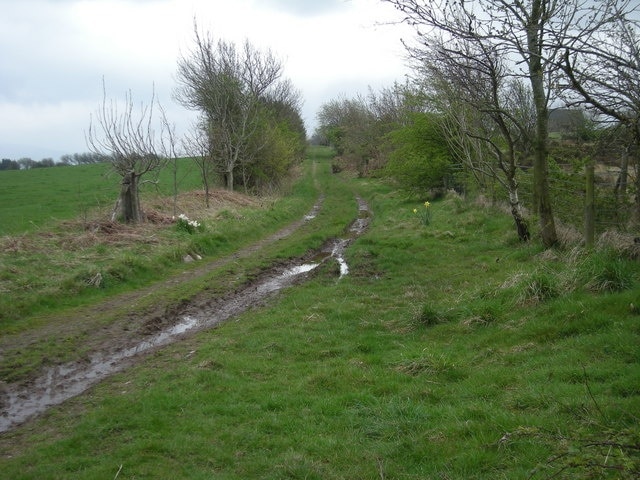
[148,189,265,219]
[597,230,640,259]
[0,189,267,255]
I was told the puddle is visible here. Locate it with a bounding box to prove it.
[0,196,371,434]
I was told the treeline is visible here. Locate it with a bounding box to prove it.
[175,29,307,195]
[314,85,630,236]
[315,0,640,246]
[0,152,111,171]
[84,25,307,223]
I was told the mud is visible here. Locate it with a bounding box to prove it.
[0,196,371,433]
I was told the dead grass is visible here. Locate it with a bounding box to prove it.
[0,189,268,255]
[148,189,265,220]
[597,230,640,259]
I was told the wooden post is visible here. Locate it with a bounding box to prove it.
[584,162,595,249]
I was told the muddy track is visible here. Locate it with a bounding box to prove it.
[0,195,371,433]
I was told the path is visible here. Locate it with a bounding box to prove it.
[0,194,371,433]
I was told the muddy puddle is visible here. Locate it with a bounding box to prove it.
[0,197,371,433]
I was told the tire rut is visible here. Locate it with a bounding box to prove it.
[0,195,371,434]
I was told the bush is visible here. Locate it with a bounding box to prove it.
[385,112,456,195]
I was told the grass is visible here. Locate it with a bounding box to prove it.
[0,158,203,235]
[0,150,639,478]
[0,158,317,326]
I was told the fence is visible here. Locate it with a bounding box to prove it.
[458,159,638,248]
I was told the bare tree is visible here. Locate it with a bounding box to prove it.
[182,116,215,207]
[87,81,171,223]
[158,103,180,216]
[558,1,640,223]
[385,0,640,245]
[384,0,582,246]
[418,35,533,241]
[316,96,381,174]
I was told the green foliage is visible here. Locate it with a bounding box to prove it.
[244,112,306,192]
[174,214,204,234]
[385,112,455,195]
[176,32,305,192]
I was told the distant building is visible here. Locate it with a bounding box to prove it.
[549,108,586,137]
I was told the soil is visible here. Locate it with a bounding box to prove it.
[0,195,371,433]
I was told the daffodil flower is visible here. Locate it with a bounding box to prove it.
[414,202,432,226]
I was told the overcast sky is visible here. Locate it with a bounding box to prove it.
[0,0,411,160]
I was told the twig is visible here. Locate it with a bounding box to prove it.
[582,365,605,420]
[114,464,123,480]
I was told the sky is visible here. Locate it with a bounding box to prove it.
[0,0,412,160]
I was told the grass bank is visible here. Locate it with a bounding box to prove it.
[0,153,639,478]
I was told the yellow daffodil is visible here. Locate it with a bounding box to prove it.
[414,202,433,226]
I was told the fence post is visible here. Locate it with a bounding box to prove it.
[584,161,595,248]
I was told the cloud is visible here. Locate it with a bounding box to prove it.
[0,0,410,159]
[0,100,92,159]
[257,0,349,16]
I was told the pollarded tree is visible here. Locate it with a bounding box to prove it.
[87,82,171,223]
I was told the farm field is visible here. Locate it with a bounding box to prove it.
[0,147,639,478]
[0,158,202,236]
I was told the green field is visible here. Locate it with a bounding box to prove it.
[0,159,203,236]
[0,148,638,478]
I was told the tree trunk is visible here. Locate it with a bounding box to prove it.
[615,145,629,202]
[532,125,557,247]
[584,162,595,248]
[119,171,143,223]
[225,169,234,190]
[527,0,557,248]
[508,182,530,242]
[633,145,640,227]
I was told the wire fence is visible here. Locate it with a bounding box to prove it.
[456,161,638,246]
